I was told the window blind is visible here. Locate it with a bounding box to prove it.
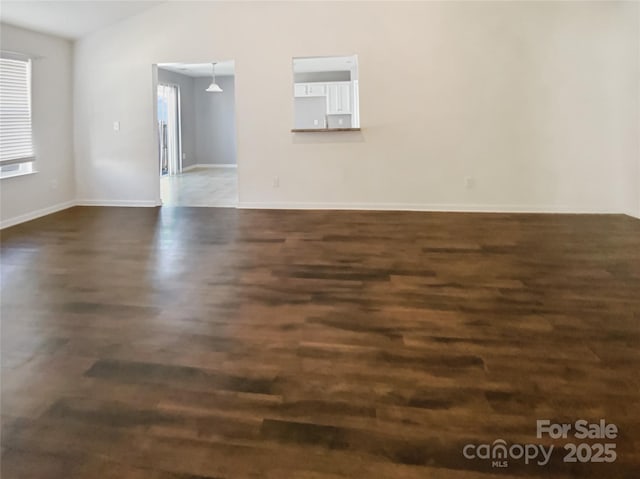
[0,53,34,165]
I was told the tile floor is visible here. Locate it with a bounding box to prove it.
[160,167,237,207]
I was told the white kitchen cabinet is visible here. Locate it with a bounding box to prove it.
[307,83,326,96]
[326,82,351,115]
[294,83,326,97]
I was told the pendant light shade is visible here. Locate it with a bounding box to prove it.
[206,62,223,92]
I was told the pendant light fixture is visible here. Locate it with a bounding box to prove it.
[206,62,223,93]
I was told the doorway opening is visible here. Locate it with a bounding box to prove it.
[155,61,238,207]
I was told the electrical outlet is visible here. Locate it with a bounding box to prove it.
[338,118,344,126]
[465,176,475,189]
[50,179,58,190]
[182,153,186,160]
[273,176,280,188]
[313,119,319,126]
[113,121,120,131]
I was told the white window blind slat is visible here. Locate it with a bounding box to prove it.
[0,56,34,165]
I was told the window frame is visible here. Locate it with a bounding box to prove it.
[0,51,36,179]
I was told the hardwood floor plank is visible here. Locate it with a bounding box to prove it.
[85,359,277,395]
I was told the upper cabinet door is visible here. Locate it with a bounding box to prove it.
[306,83,326,97]
[327,82,351,114]
[294,83,327,97]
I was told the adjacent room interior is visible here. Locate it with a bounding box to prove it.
[0,1,639,478]
[157,61,237,207]
[292,55,360,131]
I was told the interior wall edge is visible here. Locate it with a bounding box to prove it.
[2,201,636,230]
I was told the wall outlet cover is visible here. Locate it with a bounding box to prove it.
[465,176,475,189]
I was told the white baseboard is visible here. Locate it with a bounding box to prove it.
[183,164,236,171]
[1,200,76,229]
[75,199,160,207]
[1,199,632,230]
[237,201,623,215]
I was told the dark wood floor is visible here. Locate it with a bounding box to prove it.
[1,206,639,478]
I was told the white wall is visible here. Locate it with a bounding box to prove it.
[73,1,640,214]
[0,23,74,227]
